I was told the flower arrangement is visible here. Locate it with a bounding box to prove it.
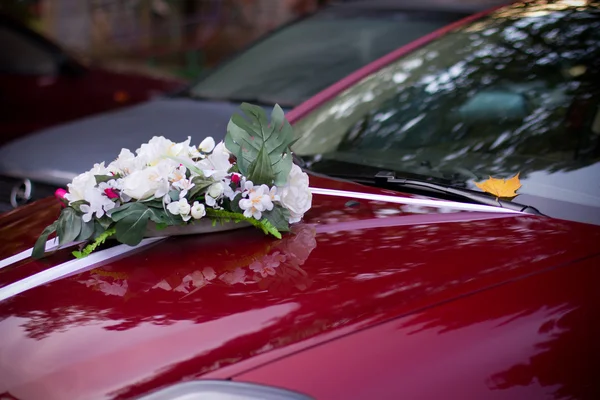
[33,103,312,259]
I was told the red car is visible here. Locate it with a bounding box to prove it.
[1,1,600,399]
[0,14,184,145]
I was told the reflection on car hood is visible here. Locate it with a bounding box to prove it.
[1,176,599,399]
[0,98,240,185]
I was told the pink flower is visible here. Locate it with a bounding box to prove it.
[104,188,120,199]
[231,173,241,185]
[54,188,68,207]
[55,188,67,200]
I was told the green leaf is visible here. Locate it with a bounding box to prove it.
[57,208,82,245]
[148,208,178,225]
[270,103,286,133]
[114,204,153,246]
[75,218,95,241]
[73,227,116,258]
[261,207,290,233]
[225,103,294,186]
[32,222,58,259]
[168,190,180,202]
[97,216,114,230]
[91,221,106,239]
[144,199,166,209]
[247,145,275,185]
[68,200,88,213]
[109,202,137,220]
[94,174,116,184]
[187,177,213,200]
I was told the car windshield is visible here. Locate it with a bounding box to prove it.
[189,7,467,106]
[292,2,600,225]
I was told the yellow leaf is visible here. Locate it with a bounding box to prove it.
[475,173,522,199]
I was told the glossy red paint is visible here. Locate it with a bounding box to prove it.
[235,255,600,400]
[1,176,600,399]
[285,4,506,124]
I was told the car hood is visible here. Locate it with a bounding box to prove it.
[1,176,600,399]
[0,98,242,186]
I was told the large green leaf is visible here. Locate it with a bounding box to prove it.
[261,207,290,233]
[148,207,178,225]
[109,202,138,220]
[75,218,95,241]
[57,207,82,245]
[32,222,58,259]
[225,103,294,186]
[247,145,274,185]
[114,204,153,246]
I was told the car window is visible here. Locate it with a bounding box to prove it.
[190,8,465,106]
[294,2,600,215]
[0,24,57,75]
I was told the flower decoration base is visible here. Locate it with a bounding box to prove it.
[144,219,252,237]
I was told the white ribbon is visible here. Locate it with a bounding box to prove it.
[309,187,523,214]
[0,187,521,302]
[1,238,60,270]
[0,237,166,302]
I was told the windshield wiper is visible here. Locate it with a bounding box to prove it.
[373,171,542,215]
[301,157,542,214]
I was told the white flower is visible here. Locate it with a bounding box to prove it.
[205,182,224,207]
[239,183,274,220]
[269,186,280,203]
[197,142,232,181]
[65,162,109,204]
[208,182,224,198]
[170,165,194,198]
[136,136,191,166]
[122,161,171,200]
[278,164,312,223]
[223,177,237,201]
[169,165,187,182]
[241,180,255,197]
[191,201,206,219]
[80,186,116,222]
[174,179,195,199]
[199,136,216,153]
[108,149,139,175]
[167,198,191,221]
[179,199,191,221]
[167,200,181,215]
[189,146,201,159]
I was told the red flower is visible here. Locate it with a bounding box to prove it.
[231,174,241,185]
[104,188,120,199]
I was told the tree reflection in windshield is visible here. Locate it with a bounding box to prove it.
[293,1,600,218]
